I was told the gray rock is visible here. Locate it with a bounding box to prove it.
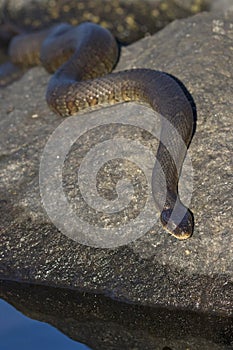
[0,8,232,331]
[210,0,233,12]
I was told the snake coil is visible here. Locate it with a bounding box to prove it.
[4,22,194,239]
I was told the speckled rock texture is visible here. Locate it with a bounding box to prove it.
[0,3,232,330]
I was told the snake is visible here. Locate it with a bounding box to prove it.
[2,22,194,239]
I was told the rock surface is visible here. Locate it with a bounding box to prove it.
[0,5,232,327]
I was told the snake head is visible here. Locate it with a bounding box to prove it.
[160,207,194,240]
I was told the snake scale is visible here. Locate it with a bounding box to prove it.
[4,22,194,239]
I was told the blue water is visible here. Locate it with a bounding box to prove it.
[0,299,92,350]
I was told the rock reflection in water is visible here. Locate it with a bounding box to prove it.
[0,280,232,350]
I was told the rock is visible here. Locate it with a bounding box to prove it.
[0,0,209,45]
[0,5,232,333]
[210,0,233,12]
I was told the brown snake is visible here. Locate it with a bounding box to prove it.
[2,22,195,239]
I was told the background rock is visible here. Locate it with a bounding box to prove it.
[0,5,232,324]
[210,0,233,12]
[0,0,209,45]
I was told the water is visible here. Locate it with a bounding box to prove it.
[0,280,232,350]
[0,299,92,350]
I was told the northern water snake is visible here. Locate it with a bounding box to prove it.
[3,22,195,239]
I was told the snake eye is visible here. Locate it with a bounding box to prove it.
[160,208,172,226]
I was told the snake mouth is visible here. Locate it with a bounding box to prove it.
[160,207,194,240]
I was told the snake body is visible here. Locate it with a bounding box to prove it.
[5,22,194,239]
